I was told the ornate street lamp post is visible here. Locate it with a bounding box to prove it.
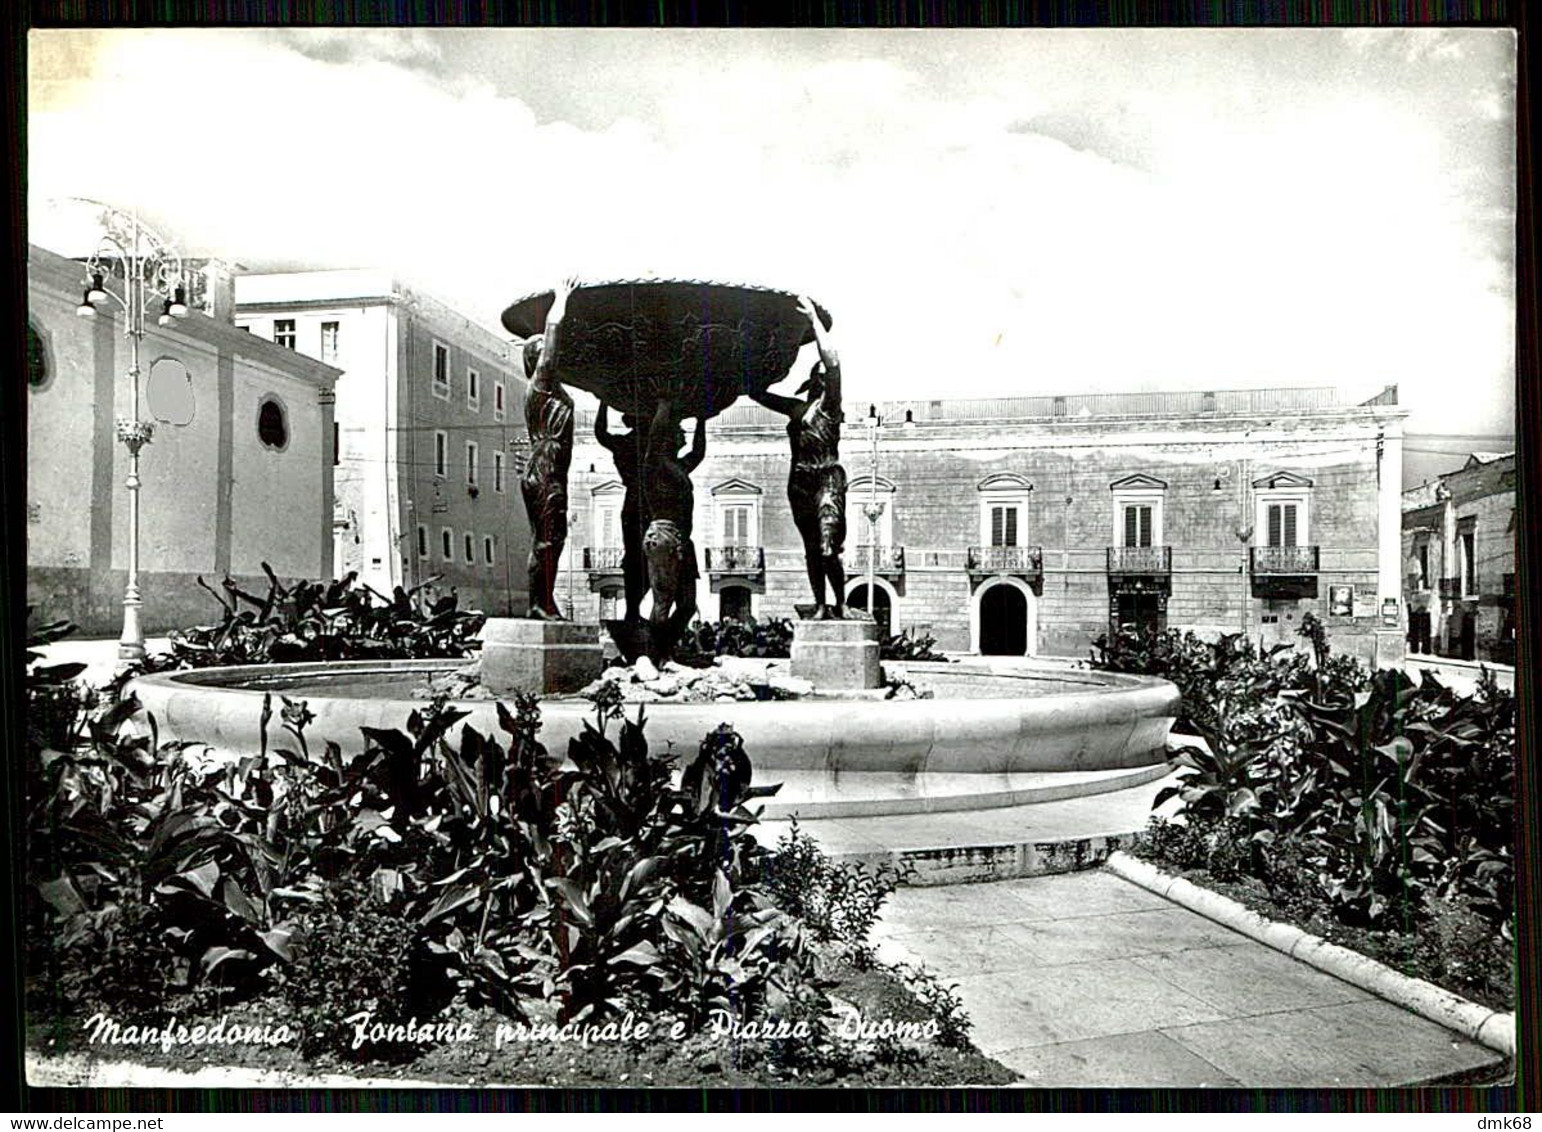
[863,406,885,630]
[73,200,191,662]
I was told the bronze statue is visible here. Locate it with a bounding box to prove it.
[751,295,847,619]
[520,277,579,619]
[640,386,707,659]
[594,404,648,625]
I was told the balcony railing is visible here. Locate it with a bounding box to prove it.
[1438,577,1460,598]
[846,544,906,573]
[966,545,1043,575]
[1106,545,1172,574]
[583,546,625,571]
[1250,545,1320,574]
[705,545,765,573]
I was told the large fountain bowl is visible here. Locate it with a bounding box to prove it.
[501,279,834,421]
[129,659,1179,819]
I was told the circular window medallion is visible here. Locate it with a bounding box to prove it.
[147,357,196,426]
[257,396,289,450]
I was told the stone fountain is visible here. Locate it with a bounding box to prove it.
[127,279,1182,823]
[488,279,878,695]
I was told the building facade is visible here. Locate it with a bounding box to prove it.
[27,243,340,635]
[1401,452,1516,664]
[234,273,532,616]
[562,385,1408,666]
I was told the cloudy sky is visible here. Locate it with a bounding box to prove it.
[28,27,1515,467]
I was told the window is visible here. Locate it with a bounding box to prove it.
[483,536,494,565]
[467,368,481,411]
[990,505,1019,547]
[598,591,621,621]
[432,342,450,399]
[1461,526,1478,596]
[710,479,765,553]
[257,397,288,450]
[320,321,340,363]
[466,441,479,487]
[434,430,448,478]
[1122,504,1154,547]
[845,477,894,547]
[332,422,340,466]
[441,528,453,560]
[1265,502,1300,547]
[493,381,506,422]
[494,451,505,493]
[1417,543,1430,589]
[464,533,475,564]
[1109,475,1166,549]
[273,319,296,350]
[594,503,620,549]
[976,473,1032,550]
[1252,472,1313,549]
[722,504,752,546]
[417,525,428,558]
[26,320,49,388]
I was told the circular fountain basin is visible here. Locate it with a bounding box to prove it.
[128,660,1179,819]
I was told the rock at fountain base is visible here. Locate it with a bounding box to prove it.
[790,618,881,690]
[479,618,603,696]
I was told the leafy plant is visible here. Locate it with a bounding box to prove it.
[764,820,900,968]
[1134,617,1515,960]
[881,629,949,663]
[673,617,795,666]
[142,566,484,672]
[888,963,972,1051]
[25,610,96,753]
[282,889,421,1059]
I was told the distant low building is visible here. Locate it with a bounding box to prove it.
[235,272,531,616]
[27,243,340,635]
[1401,452,1516,663]
[563,383,1409,667]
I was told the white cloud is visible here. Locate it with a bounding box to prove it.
[27,28,1514,438]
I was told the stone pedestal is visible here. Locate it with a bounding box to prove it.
[479,618,603,696]
[791,617,882,690]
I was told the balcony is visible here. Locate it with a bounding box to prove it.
[1106,545,1171,575]
[966,544,1043,591]
[1438,577,1460,599]
[705,545,765,593]
[1250,544,1319,599]
[1251,545,1319,574]
[846,544,906,578]
[583,546,625,593]
[1106,545,1171,596]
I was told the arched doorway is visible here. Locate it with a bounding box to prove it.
[847,582,893,637]
[719,584,753,622]
[975,579,1033,656]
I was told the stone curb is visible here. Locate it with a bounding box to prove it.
[1104,851,1516,1060]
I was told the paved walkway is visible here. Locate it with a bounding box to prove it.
[872,870,1505,1088]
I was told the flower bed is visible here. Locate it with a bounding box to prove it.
[1091,616,1516,1012]
[25,617,1010,1087]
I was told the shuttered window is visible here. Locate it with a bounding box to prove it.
[1267,503,1298,547]
[596,507,618,548]
[722,505,751,546]
[990,506,1018,547]
[1122,504,1153,547]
